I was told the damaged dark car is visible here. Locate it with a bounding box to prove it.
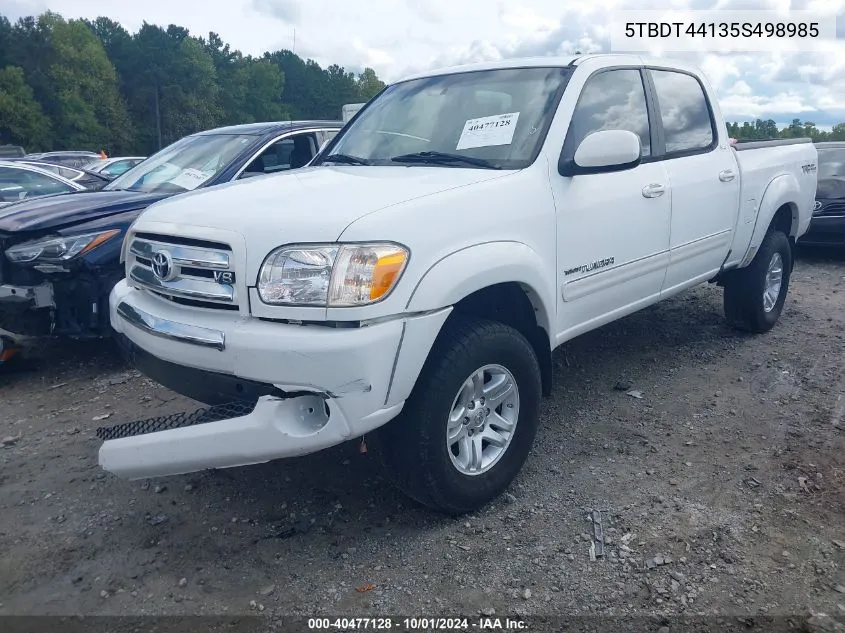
[799,141,845,247]
[0,120,342,338]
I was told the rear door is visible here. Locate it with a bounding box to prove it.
[646,67,741,294]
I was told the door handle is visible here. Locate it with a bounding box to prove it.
[719,169,736,182]
[641,183,665,198]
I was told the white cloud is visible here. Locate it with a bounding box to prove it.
[729,80,753,95]
[3,0,845,124]
[251,0,300,24]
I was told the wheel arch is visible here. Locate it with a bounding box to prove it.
[402,242,556,398]
[739,174,800,268]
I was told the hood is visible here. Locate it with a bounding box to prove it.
[137,166,510,281]
[816,176,845,200]
[0,190,171,233]
[139,165,507,242]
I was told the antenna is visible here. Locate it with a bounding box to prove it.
[293,28,296,54]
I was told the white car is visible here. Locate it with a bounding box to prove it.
[101,54,818,514]
[0,161,86,206]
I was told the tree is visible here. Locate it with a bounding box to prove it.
[1,11,391,151]
[201,33,288,124]
[244,59,289,121]
[324,63,360,117]
[356,67,385,100]
[0,16,12,69]
[125,23,222,152]
[0,66,51,149]
[5,15,55,116]
[33,13,133,153]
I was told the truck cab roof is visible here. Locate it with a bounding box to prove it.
[396,54,704,83]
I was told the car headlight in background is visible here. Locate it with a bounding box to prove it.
[258,242,409,307]
[4,229,121,264]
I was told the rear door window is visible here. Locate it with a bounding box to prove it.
[649,70,716,155]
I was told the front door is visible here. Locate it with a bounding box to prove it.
[550,67,672,341]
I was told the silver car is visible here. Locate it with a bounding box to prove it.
[0,160,86,207]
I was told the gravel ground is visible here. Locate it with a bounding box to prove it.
[0,247,843,631]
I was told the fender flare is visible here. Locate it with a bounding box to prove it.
[739,174,800,267]
[404,241,555,338]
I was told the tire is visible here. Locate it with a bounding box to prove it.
[378,316,542,515]
[724,229,792,333]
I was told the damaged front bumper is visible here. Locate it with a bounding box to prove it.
[101,279,451,479]
[0,282,56,336]
[96,393,403,480]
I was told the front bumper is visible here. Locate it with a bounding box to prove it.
[0,283,55,336]
[798,215,845,246]
[102,280,451,479]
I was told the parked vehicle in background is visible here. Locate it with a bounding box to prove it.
[101,55,817,514]
[0,120,343,339]
[342,103,365,123]
[0,161,86,206]
[24,151,102,168]
[18,162,111,191]
[0,145,25,159]
[799,141,845,247]
[84,157,147,179]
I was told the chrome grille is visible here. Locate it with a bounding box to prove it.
[128,234,237,309]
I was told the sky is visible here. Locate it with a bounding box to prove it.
[2,0,845,128]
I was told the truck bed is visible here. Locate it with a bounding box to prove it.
[724,137,818,268]
[733,137,813,151]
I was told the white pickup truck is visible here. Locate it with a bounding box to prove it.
[100,54,818,514]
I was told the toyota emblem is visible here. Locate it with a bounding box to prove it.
[151,250,175,282]
[813,200,823,212]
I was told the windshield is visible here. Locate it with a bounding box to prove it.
[318,67,572,170]
[105,134,254,193]
[818,148,845,180]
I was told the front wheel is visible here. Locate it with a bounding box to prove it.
[378,317,542,515]
[724,229,792,333]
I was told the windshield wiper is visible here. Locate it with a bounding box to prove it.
[390,151,501,169]
[321,153,371,166]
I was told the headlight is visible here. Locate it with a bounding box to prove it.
[258,242,409,307]
[5,229,121,264]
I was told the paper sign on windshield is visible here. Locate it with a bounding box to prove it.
[456,112,520,150]
[168,168,213,191]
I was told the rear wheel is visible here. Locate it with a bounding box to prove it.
[378,317,542,515]
[724,229,792,333]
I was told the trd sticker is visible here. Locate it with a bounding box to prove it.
[564,257,615,276]
[801,163,817,174]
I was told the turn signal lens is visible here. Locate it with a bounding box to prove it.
[328,244,409,306]
[370,251,408,300]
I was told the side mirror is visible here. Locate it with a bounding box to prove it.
[560,129,642,176]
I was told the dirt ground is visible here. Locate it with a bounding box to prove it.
[0,247,843,630]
